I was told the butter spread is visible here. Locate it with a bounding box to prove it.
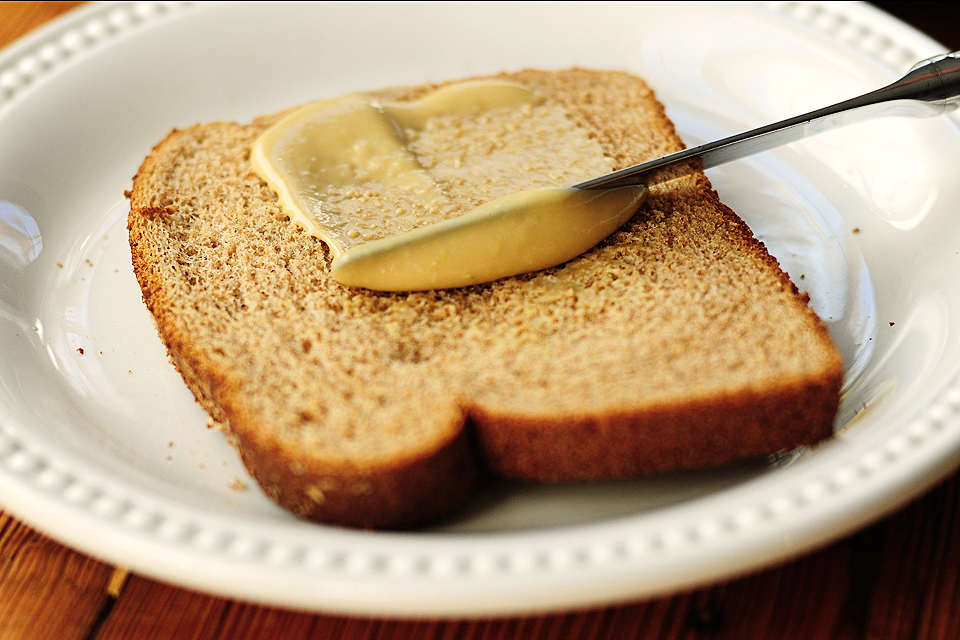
[251,79,647,290]
[332,185,646,291]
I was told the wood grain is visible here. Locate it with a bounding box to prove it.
[0,512,113,640]
[1,2,960,639]
[0,1,85,49]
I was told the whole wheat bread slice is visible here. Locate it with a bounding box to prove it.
[127,69,843,529]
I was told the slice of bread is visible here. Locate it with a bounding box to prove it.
[127,69,843,529]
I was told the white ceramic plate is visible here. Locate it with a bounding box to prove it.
[2,1,959,617]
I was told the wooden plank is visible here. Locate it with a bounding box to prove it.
[0,511,114,640]
[92,576,231,640]
[0,1,85,49]
[860,474,960,640]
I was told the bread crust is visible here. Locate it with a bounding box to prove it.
[127,69,842,528]
[467,375,839,481]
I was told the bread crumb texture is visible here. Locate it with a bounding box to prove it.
[128,69,842,529]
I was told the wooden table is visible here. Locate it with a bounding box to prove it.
[2,2,960,638]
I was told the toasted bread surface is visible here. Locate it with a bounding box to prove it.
[128,69,843,528]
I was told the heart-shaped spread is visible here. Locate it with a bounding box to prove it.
[251,80,645,290]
